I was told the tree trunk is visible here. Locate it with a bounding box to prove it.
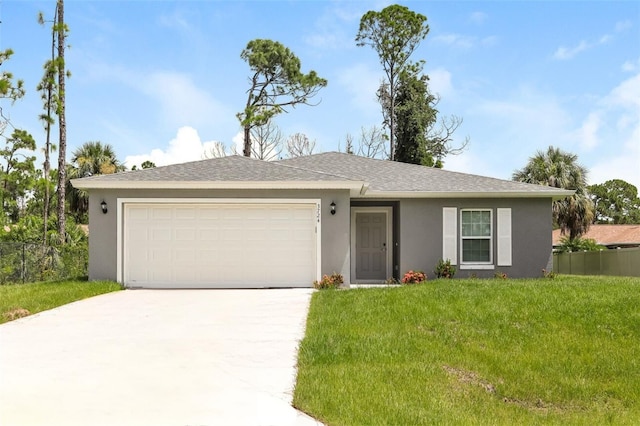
[243,125,251,157]
[43,10,57,246]
[389,69,396,161]
[56,0,66,244]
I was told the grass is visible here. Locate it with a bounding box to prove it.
[294,275,640,425]
[0,280,122,324]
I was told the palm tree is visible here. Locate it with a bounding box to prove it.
[513,146,594,239]
[67,141,125,222]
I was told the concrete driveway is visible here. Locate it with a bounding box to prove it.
[0,289,322,426]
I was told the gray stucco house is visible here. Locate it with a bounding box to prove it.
[71,152,572,288]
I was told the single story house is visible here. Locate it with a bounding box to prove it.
[71,152,573,288]
[553,224,640,249]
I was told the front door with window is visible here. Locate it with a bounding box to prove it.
[354,210,389,281]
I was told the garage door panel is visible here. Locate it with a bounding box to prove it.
[199,229,220,241]
[128,207,149,220]
[150,249,172,264]
[124,203,318,288]
[174,248,196,262]
[175,228,196,241]
[151,229,172,241]
[175,207,196,219]
[199,209,220,220]
[151,208,173,220]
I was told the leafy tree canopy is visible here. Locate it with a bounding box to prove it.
[393,70,436,165]
[356,4,428,79]
[0,129,37,222]
[513,146,594,239]
[356,4,429,160]
[589,179,640,224]
[67,141,125,223]
[238,39,327,157]
[132,160,156,170]
[556,235,606,253]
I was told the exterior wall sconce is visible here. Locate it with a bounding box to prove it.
[101,200,108,214]
[330,201,336,215]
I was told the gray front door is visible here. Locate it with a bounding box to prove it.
[355,212,388,280]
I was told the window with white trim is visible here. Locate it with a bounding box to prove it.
[461,209,492,264]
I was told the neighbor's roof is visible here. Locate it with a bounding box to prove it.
[553,224,640,247]
[71,152,573,199]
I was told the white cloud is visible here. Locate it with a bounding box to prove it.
[432,33,496,49]
[553,40,590,60]
[124,126,225,168]
[481,36,498,47]
[588,136,640,188]
[576,112,601,150]
[553,21,625,60]
[469,12,488,25]
[304,3,363,50]
[428,68,453,97]
[622,58,640,72]
[615,20,632,33]
[78,60,235,136]
[156,9,190,31]
[433,33,475,49]
[440,147,492,177]
[466,87,574,179]
[337,63,381,116]
[137,71,231,130]
[231,131,244,156]
[584,72,640,188]
[605,73,640,109]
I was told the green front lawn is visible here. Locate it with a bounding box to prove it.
[0,280,122,324]
[294,276,640,425]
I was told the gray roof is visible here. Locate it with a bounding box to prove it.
[72,151,573,198]
[74,155,351,182]
[277,152,573,197]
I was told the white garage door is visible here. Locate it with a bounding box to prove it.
[123,202,319,288]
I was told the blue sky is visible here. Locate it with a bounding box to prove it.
[2,0,639,188]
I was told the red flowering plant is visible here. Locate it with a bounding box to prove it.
[401,270,427,284]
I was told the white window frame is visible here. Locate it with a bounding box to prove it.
[460,209,494,269]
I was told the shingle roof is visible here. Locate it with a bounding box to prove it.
[553,224,640,247]
[277,152,572,197]
[75,155,351,182]
[71,155,364,191]
[71,151,573,198]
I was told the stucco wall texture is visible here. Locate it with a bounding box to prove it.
[88,190,553,285]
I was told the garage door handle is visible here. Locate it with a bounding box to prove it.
[382,243,387,252]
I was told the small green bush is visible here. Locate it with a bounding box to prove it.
[434,259,456,279]
[557,235,606,253]
[313,273,344,289]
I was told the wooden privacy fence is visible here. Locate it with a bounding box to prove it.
[553,247,640,277]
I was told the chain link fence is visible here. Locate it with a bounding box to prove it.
[0,242,88,284]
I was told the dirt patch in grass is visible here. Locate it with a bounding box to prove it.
[3,308,30,321]
[443,365,498,394]
[443,365,581,414]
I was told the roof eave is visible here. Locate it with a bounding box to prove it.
[70,179,366,192]
[356,190,575,199]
